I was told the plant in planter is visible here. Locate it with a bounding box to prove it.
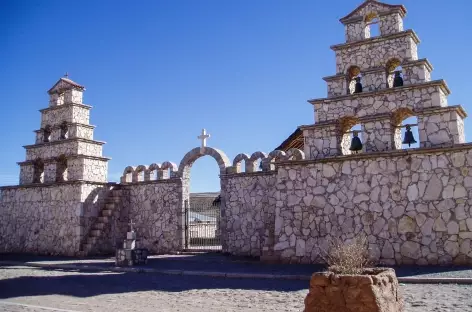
[304,236,403,312]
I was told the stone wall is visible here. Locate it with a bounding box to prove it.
[334,31,418,74]
[221,172,277,257]
[120,179,183,254]
[40,104,91,128]
[25,139,104,160]
[0,182,112,256]
[269,146,472,265]
[311,81,448,123]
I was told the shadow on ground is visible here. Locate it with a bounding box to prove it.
[0,267,309,299]
[1,252,472,300]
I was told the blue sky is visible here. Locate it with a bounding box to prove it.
[1,0,471,192]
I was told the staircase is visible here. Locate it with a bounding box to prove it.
[79,186,122,256]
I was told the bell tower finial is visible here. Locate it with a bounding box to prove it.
[64,72,69,78]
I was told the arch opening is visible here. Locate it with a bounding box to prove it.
[178,147,230,252]
[340,117,363,155]
[56,155,68,182]
[386,58,403,89]
[364,12,380,38]
[392,108,419,149]
[33,159,44,184]
[346,66,363,95]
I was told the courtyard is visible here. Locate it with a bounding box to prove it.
[1,254,472,311]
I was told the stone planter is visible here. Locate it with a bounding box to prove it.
[304,268,403,312]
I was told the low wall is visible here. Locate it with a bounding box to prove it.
[271,146,472,265]
[0,182,112,256]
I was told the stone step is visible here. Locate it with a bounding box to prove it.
[93,222,105,230]
[112,190,123,197]
[102,209,113,217]
[98,216,109,223]
[90,229,102,237]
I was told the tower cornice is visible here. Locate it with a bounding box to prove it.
[330,29,419,51]
[308,80,450,105]
[23,138,107,149]
[39,103,93,113]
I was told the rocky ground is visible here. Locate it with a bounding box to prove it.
[1,266,472,312]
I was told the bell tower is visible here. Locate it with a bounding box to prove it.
[18,75,110,185]
[302,0,466,159]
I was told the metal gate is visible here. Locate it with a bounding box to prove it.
[184,198,221,251]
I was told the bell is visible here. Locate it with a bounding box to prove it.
[393,70,403,87]
[349,131,363,153]
[402,125,417,147]
[354,77,363,93]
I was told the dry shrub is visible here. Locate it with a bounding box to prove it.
[325,235,372,275]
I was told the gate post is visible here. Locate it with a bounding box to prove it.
[184,200,189,250]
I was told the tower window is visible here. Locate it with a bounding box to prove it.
[347,66,363,95]
[43,125,52,143]
[386,58,403,88]
[56,155,68,182]
[60,122,69,140]
[32,159,44,183]
[364,12,380,38]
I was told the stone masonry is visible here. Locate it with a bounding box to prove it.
[1,1,471,265]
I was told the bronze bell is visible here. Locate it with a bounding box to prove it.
[349,131,363,153]
[393,70,403,87]
[354,77,363,93]
[402,125,417,147]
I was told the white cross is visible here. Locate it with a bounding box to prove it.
[198,128,210,152]
[128,219,136,232]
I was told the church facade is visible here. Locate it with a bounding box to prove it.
[1,0,472,265]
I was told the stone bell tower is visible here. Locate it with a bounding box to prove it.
[302,0,466,159]
[18,75,110,185]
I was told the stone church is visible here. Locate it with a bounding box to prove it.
[1,0,472,265]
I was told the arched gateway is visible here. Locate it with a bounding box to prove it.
[177,133,231,252]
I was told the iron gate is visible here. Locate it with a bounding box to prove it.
[184,198,221,251]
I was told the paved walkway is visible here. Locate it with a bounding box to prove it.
[1,265,472,312]
[2,252,472,280]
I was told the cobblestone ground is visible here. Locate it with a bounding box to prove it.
[1,266,472,312]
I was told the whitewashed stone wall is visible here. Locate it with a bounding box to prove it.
[379,13,403,36]
[69,124,95,140]
[79,158,108,182]
[311,82,448,123]
[221,173,277,257]
[120,180,183,254]
[269,148,472,265]
[403,60,432,86]
[25,140,103,160]
[362,116,394,152]
[49,90,83,107]
[41,104,91,128]
[343,2,404,42]
[303,125,339,159]
[363,68,387,92]
[418,108,466,148]
[0,182,112,256]
[334,31,418,74]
